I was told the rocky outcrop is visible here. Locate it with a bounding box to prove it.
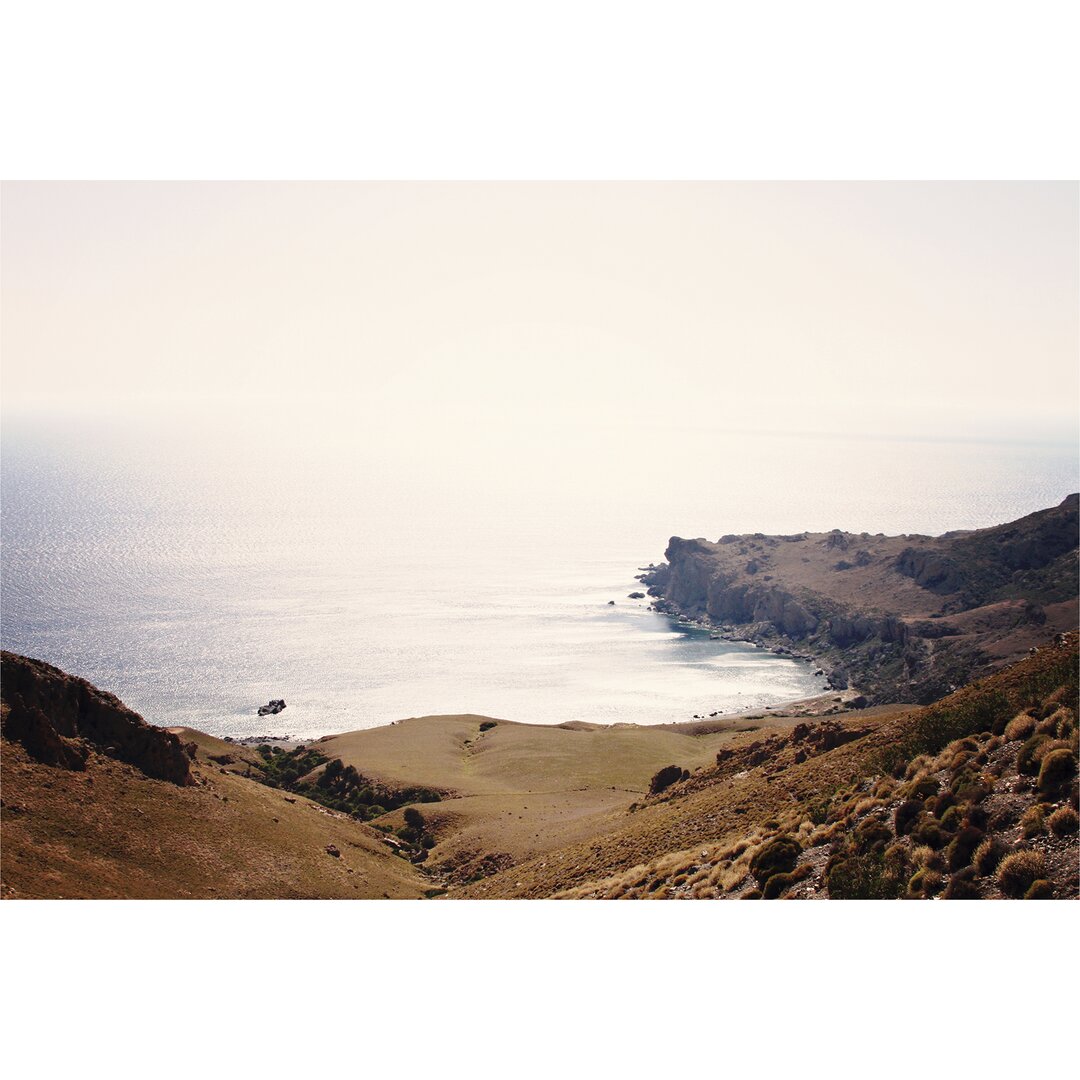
[894,549,966,593]
[1,651,193,785]
[650,539,820,638]
[648,764,689,795]
[639,496,1079,705]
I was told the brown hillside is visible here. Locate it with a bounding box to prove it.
[315,715,749,883]
[1,656,430,899]
[641,495,1078,704]
[469,635,1079,900]
[3,638,1075,900]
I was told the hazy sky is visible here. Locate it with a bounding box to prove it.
[2,182,1076,442]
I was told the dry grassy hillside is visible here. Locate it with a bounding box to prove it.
[1,656,430,899]
[521,635,1079,900]
[4,639,1075,900]
[315,715,754,882]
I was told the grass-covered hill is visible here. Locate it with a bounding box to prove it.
[0,653,430,899]
[544,634,1079,900]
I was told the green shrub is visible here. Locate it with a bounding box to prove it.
[421,833,436,850]
[911,844,945,872]
[827,853,904,899]
[1020,806,1045,839]
[949,751,974,772]
[1017,735,1051,776]
[883,842,909,875]
[1047,806,1079,836]
[877,688,1012,774]
[907,868,944,898]
[950,770,991,803]
[907,777,940,800]
[943,866,981,899]
[1037,748,1076,796]
[912,819,948,850]
[895,800,923,836]
[904,756,932,780]
[1024,879,1055,900]
[479,721,498,732]
[996,849,1047,898]
[939,805,963,832]
[403,806,425,829]
[854,818,893,854]
[972,837,1007,876]
[946,826,985,871]
[749,836,801,885]
[762,872,797,899]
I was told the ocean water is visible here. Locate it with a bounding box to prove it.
[1,415,1076,738]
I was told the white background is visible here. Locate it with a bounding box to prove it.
[2,2,1078,1078]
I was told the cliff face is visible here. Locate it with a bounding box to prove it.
[641,496,1079,705]
[0,651,193,785]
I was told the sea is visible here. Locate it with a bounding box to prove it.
[2,414,1076,739]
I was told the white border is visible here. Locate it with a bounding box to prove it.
[2,2,1079,1075]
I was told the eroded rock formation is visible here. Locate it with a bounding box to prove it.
[1,651,193,785]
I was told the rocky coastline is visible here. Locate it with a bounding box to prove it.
[638,496,1079,705]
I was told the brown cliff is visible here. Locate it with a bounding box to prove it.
[0,651,193,785]
[640,495,1079,704]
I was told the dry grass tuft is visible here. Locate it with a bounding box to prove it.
[872,777,898,800]
[1047,806,1079,836]
[719,864,749,893]
[996,849,1047,898]
[1024,879,1055,899]
[905,755,932,780]
[1020,806,1046,839]
[1037,748,1077,796]
[908,868,943,897]
[972,837,1007,876]
[1004,713,1037,742]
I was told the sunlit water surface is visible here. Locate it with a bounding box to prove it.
[2,417,1075,737]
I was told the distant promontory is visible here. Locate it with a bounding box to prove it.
[640,495,1079,704]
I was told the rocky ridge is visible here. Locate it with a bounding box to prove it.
[639,496,1078,705]
[0,651,193,785]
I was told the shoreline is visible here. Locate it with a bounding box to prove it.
[198,609,830,744]
[209,680,867,747]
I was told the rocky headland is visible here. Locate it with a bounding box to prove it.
[639,495,1079,705]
